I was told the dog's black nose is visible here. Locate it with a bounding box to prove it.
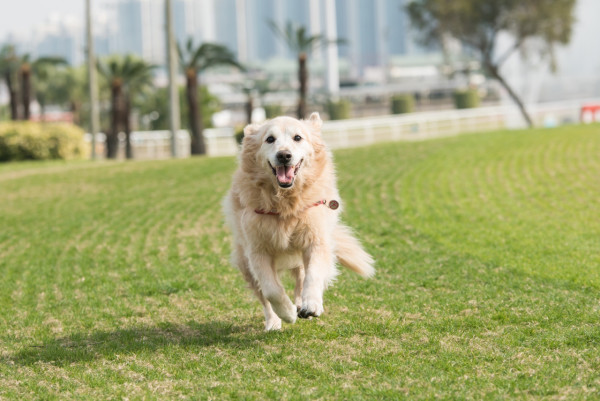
[276,150,292,164]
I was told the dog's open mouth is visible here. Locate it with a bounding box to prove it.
[269,159,303,188]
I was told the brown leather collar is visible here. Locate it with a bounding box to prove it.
[255,199,339,216]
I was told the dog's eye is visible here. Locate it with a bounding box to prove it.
[293,135,302,142]
[266,136,275,144]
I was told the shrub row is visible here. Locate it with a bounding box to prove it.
[327,100,351,120]
[240,88,481,126]
[391,94,415,114]
[453,89,480,109]
[0,122,88,162]
[391,90,480,115]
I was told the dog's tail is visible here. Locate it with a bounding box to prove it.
[334,224,375,278]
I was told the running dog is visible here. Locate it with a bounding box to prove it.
[223,112,374,330]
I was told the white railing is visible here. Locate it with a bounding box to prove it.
[321,97,600,149]
[86,97,600,159]
[321,106,506,149]
[85,130,190,160]
[131,130,190,159]
[204,127,239,157]
[85,128,239,159]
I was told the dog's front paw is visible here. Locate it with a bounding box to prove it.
[265,316,282,331]
[270,299,297,324]
[298,299,324,319]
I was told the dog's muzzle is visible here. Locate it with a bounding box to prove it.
[269,159,303,188]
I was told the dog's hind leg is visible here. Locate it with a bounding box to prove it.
[234,246,282,331]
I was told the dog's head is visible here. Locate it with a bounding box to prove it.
[241,112,325,190]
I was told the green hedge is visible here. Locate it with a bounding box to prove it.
[453,89,480,109]
[263,104,282,119]
[0,122,88,162]
[391,94,415,114]
[327,99,351,120]
[235,127,245,145]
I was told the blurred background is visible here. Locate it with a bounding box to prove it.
[1,0,599,160]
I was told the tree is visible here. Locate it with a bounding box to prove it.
[240,78,272,124]
[29,56,68,120]
[97,55,155,159]
[137,86,220,132]
[32,63,57,121]
[406,0,576,127]
[19,56,32,121]
[178,39,242,155]
[269,21,343,119]
[50,66,87,125]
[0,45,20,120]
[0,104,8,121]
[122,63,154,159]
[33,65,90,127]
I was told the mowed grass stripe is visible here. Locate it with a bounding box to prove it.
[390,127,600,287]
[1,125,600,399]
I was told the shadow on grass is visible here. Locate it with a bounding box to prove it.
[7,320,265,366]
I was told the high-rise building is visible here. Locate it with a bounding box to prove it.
[214,0,238,54]
[173,0,195,45]
[190,0,217,43]
[244,0,281,62]
[109,0,165,63]
[34,19,82,66]
[5,0,426,79]
[384,0,410,56]
[114,0,145,56]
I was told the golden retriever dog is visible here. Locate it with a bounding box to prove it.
[223,112,374,331]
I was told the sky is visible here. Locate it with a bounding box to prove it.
[2,0,599,81]
[0,0,109,39]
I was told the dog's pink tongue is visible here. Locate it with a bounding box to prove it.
[276,165,295,184]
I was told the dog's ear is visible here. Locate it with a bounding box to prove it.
[243,123,261,137]
[308,112,322,130]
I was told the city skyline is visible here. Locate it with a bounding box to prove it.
[1,0,419,80]
[2,0,599,104]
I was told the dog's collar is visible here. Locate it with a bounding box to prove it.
[255,199,339,216]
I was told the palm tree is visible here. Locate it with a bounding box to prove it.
[19,55,32,120]
[55,66,86,125]
[97,55,155,159]
[178,39,242,155]
[240,78,272,124]
[0,45,20,120]
[137,85,221,132]
[269,21,343,119]
[28,56,67,121]
[36,66,87,125]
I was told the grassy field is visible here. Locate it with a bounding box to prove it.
[1,124,600,399]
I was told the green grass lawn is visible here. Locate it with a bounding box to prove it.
[1,125,600,399]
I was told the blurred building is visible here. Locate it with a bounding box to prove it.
[499,0,600,104]
[213,0,238,55]
[2,0,430,81]
[5,0,599,98]
[35,22,81,66]
[109,0,165,62]
[26,14,83,66]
